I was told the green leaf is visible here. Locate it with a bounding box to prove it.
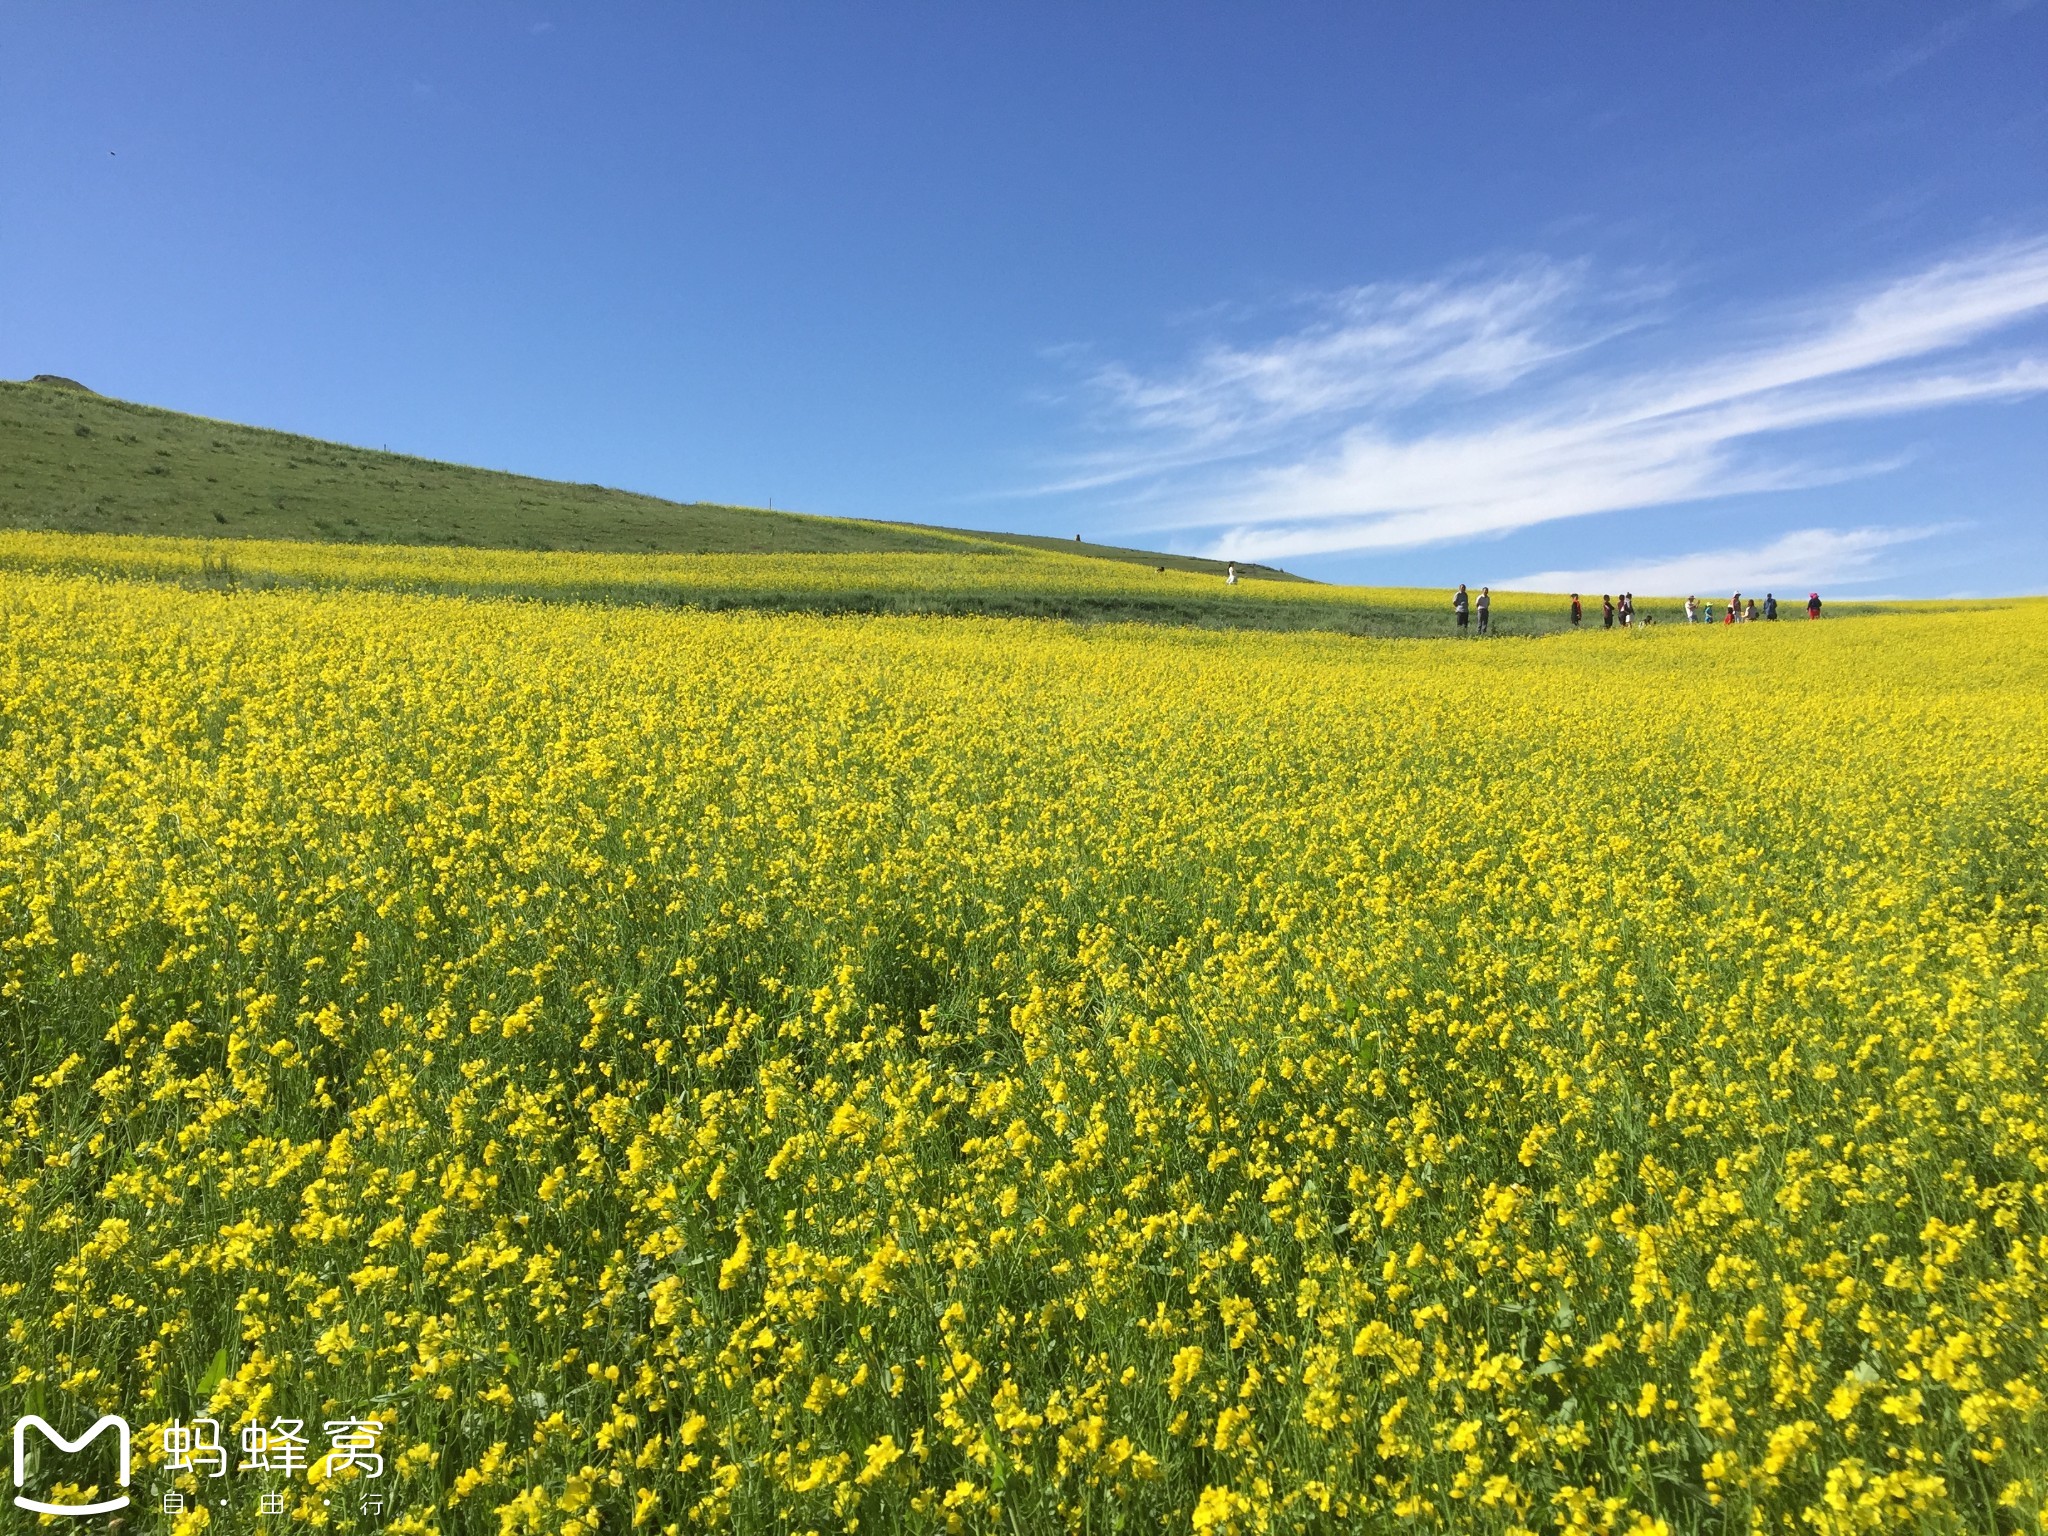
[197,1347,229,1395]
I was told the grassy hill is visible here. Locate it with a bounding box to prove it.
[0,376,1292,580]
[1,377,1925,638]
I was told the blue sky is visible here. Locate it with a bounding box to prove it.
[4,4,2045,594]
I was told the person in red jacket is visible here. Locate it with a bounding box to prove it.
[1807,591,1822,619]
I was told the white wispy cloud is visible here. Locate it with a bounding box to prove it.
[1093,262,1583,438]
[1500,524,1951,598]
[1867,0,2036,85]
[1038,260,1612,494]
[1039,238,2048,562]
[1868,12,1981,83]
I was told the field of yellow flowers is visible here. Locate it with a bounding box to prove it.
[3,561,2044,1535]
[0,528,1575,637]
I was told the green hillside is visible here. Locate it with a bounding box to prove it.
[2,378,1937,640]
[0,376,1291,579]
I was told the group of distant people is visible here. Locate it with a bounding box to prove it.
[1454,583,1824,635]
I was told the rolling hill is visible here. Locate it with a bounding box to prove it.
[0,376,1293,580]
[4,376,1914,638]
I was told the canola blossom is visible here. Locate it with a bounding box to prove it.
[2,566,2045,1535]
[0,528,1568,634]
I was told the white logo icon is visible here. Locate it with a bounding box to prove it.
[12,1415,132,1516]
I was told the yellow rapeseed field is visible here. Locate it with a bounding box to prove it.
[2,560,2043,1535]
[0,528,1571,635]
